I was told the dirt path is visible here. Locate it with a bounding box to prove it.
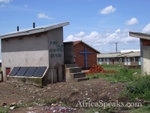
[0,78,125,113]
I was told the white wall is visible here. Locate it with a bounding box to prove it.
[2,50,49,81]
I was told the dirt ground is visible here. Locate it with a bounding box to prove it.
[0,78,126,113]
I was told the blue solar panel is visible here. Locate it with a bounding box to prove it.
[24,67,37,77]
[33,66,47,77]
[9,67,21,76]
[16,67,28,76]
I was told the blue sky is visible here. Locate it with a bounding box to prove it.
[0,0,150,53]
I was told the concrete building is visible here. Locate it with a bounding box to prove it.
[64,41,100,69]
[129,31,150,75]
[97,51,141,65]
[0,22,69,85]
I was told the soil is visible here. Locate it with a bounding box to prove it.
[0,78,127,113]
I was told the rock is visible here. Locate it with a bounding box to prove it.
[1,102,7,106]
[10,102,16,106]
[133,72,138,76]
[47,87,51,90]
[9,106,15,110]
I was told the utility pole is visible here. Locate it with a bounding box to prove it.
[116,43,118,53]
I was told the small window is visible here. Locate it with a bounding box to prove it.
[6,67,11,76]
[133,57,135,62]
[119,58,122,62]
[103,58,105,62]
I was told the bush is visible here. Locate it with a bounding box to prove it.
[125,75,150,100]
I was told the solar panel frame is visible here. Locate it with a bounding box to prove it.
[24,67,37,77]
[33,66,47,77]
[16,67,28,76]
[9,67,21,76]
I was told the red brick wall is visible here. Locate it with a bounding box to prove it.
[74,43,97,69]
[141,39,150,46]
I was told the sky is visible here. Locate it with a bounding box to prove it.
[0,0,150,54]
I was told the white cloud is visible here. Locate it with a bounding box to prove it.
[0,0,12,3]
[99,5,116,15]
[74,31,85,37]
[37,13,55,20]
[142,23,150,33]
[65,29,139,53]
[125,17,139,25]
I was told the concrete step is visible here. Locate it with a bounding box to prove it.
[65,64,78,68]
[68,67,82,73]
[71,72,86,78]
[75,77,89,82]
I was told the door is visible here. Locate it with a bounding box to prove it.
[127,58,131,65]
[138,57,141,65]
[112,59,114,64]
[99,58,102,64]
[6,68,11,76]
[124,58,127,65]
[107,58,109,64]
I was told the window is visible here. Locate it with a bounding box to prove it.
[132,57,135,62]
[119,58,122,62]
[6,67,11,76]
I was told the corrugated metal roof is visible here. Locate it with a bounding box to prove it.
[97,53,121,58]
[129,31,150,40]
[97,51,140,58]
[0,22,69,39]
[65,40,100,53]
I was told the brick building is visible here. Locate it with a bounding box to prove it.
[64,41,100,69]
[73,41,100,69]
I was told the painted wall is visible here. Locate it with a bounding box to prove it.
[47,28,64,83]
[140,39,150,75]
[2,32,49,81]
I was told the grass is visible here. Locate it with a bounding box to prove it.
[130,104,150,113]
[100,64,122,70]
[87,64,150,113]
[0,107,9,113]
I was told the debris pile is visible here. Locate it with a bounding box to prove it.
[86,64,116,74]
[44,103,77,113]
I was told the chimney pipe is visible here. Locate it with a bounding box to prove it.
[33,22,35,28]
[17,26,19,31]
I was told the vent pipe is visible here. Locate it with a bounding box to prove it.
[17,26,19,31]
[33,22,35,28]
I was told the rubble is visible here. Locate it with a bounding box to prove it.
[43,103,77,113]
[86,64,116,74]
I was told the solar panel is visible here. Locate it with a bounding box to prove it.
[33,66,47,77]
[16,67,28,76]
[24,67,37,77]
[9,67,21,76]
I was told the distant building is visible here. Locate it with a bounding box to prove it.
[129,31,150,75]
[97,50,141,65]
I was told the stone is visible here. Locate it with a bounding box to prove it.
[9,106,15,110]
[1,102,7,106]
[10,102,16,106]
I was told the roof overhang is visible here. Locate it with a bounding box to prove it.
[0,22,69,39]
[129,31,150,40]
